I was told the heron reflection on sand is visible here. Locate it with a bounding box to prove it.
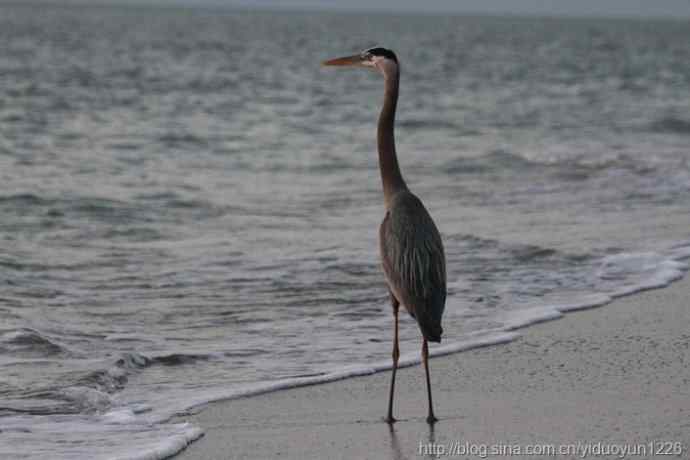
[323,48,446,424]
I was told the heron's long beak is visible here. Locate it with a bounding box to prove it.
[322,54,364,67]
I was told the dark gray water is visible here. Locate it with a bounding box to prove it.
[1,5,690,459]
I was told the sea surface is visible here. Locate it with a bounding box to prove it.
[1,5,690,459]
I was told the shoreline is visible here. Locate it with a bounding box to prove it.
[172,274,690,459]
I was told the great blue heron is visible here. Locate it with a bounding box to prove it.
[323,47,446,424]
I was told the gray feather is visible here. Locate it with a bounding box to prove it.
[380,190,446,342]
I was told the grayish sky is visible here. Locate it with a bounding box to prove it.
[229,0,690,18]
[8,0,690,18]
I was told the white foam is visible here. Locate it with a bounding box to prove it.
[0,413,203,460]
[667,241,690,260]
[103,408,137,424]
[109,424,204,460]
[502,306,564,331]
[60,386,114,412]
[551,293,612,312]
[599,252,689,298]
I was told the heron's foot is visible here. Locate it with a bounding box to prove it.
[385,415,397,424]
[426,414,438,424]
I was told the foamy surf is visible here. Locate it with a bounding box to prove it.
[1,242,688,460]
[0,414,203,460]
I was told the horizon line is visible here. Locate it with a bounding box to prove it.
[1,0,689,21]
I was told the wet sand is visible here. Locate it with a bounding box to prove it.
[173,275,690,459]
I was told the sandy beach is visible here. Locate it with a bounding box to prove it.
[173,275,690,459]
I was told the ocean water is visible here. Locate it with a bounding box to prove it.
[1,5,690,459]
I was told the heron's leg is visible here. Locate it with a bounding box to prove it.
[386,293,400,424]
[422,338,438,424]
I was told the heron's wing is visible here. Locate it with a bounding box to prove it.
[380,191,446,341]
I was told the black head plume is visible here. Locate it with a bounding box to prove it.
[364,47,398,63]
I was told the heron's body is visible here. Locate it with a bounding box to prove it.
[323,47,446,424]
[380,190,446,342]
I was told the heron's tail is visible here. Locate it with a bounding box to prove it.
[418,314,443,343]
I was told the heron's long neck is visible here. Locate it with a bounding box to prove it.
[378,67,407,208]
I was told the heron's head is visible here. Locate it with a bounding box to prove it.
[322,47,398,76]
